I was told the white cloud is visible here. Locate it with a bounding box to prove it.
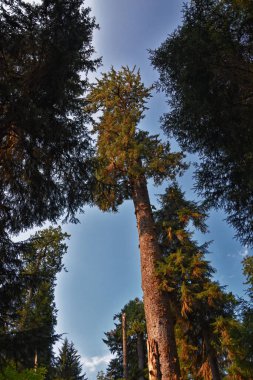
[81,353,115,373]
[239,246,249,258]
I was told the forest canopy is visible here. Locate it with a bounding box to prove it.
[150,0,253,246]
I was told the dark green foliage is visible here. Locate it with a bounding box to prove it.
[243,255,253,300]
[103,298,148,380]
[151,0,253,245]
[55,338,87,380]
[0,227,68,372]
[96,371,108,380]
[0,0,99,234]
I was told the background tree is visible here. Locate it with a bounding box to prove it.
[96,371,108,380]
[1,0,98,374]
[103,298,147,380]
[55,338,87,380]
[0,227,68,375]
[217,256,253,379]
[87,66,185,379]
[0,0,99,235]
[150,0,253,246]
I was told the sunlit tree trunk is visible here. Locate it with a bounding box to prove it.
[131,175,181,380]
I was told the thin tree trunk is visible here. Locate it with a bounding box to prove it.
[137,332,145,380]
[34,349,38,371]
[131,176,181,380]
[203,330,221,380]
[122,312,128,380]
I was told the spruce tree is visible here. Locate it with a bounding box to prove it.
[0,0,99,235]
[0,227,68,372]
[87,66,185,380]
[55,338,87,380]
[154,185,239,379]
[150,0,253,246]
[104,298,147,380]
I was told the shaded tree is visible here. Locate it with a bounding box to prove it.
[87,67,185,379]
[0,227,68,373]
[0,0,100,235]
[55,338,87,380]
[96,371,108,380]
[104,298,147,380]
[150,0,253,246]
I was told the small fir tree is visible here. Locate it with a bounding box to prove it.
[55,338,87,380]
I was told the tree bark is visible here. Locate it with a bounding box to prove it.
[131,176,181,380]
[203,329,221,380]
[137,332,145,380]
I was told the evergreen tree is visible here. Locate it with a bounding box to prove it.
[96,371,108,380]
[150,0,253,246]
[0,0,99,235]
[87,66,185,380]
[217,256,253,379]
[103,298,147,380]
[154,185,238,379]
[0,227,68,373]
[55,338,87,380]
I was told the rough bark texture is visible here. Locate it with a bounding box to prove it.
[137,333,145,380]
[122,312,128,379]
[131,176,181,380]
[203,330,221,380]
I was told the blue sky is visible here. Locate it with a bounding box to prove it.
[25,1,251,379]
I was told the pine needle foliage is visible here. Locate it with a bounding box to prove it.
[87,66,185,212]
[150,0,253,246]
[55,338,87,380]
[154,185,239,379]
[0,0,100,234]
[0,227,69,372]
[103,298,147,380]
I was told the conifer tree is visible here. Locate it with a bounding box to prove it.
[87,67,185,380]
[150,0,253,246]
[154,185,239,379]
[96,371,108,380]
[216,256,253,379]
[55,338,87,380]
[103,298,147,380]
[0,0,99,235]
[0,227,68,373]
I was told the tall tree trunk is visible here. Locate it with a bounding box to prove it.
[131,176,181,380]
[122,312,128,380]
[137,332,145,380]
[203,330,221,380]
